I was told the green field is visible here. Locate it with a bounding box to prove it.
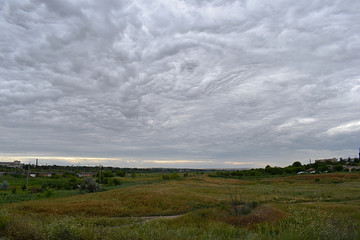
[0,172,360,239]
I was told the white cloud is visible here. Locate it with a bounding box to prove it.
[326,121,360,136]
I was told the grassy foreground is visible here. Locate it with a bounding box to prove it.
[1,173,360,239]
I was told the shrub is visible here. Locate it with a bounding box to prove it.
[51,174,61,179]
[228,187,258,216]
[44,189,55,198]
[333,165,343,172]
[0,213,42,240]
[116,170,125,177]
[0,181,9,190]
[170,173,180,179]
[273,206,359,240]
[80,177,101,193]
[0,209,9,232]
[103,170,114,178]
[106,178,113,186]
[162,173,180,180]
[102,177,109,184]
[113,178,121,186]
[46,217,83,240]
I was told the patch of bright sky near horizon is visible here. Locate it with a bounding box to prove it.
[0,0,360,168]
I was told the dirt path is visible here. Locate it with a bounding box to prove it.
[110,214,186,228]
[134,214,185,221]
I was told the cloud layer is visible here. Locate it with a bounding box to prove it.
[1,0,360,168]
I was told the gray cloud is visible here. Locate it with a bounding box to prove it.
[1,0,360,168]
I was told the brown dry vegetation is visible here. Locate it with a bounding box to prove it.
[223,205,286,227]
[6,176,253,217]
[1,173,360,239]
[5,173,360,218]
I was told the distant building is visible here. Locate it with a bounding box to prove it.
[77,172,95,178]
[344,166,360,172]
[0,160,21,168]
[315,158,338,163]
[38,172,52,177]
[306,168,315,173]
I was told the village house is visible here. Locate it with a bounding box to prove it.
[315,158,338,163]
[38,172,53,177]
[344,166,360,172]
[77,172,95,178]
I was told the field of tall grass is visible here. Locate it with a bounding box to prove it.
[1,173,359,239]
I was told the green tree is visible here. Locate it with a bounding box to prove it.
[315,162,328,172]
[292,161,302,167]
[333,164,343,172]
[107,178,114,186]
[103,170,114,178]
[116,170,125,177]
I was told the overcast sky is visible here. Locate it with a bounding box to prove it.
[1,0,359,168]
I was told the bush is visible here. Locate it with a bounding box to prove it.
[113,178,121,186]
[80,177,101,193]
[106,178,114,186]
[103,170,114,178]
[44,189,55,198]
[116,170,125,177]
[0,209,9,232]
[0,213,42,240]
[162,173,180,180]
[170,173,180,179]
[333,165,343,172]
[0,181,9,190]
[102,177,109,184]
[51,174,61,179]
[46,217,83,240]
[273,206,360,240]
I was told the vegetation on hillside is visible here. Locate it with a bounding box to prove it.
[211,159,358,179]
[0,172,359,239]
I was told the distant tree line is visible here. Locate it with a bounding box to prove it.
[0,165,214,175]
[211,159,359,178]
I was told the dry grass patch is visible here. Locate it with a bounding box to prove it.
[224,205,286,227]
[5,179,223,217]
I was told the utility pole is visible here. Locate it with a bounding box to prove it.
[99,165,102,184]
[26,163,30,190]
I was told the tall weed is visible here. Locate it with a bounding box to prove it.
[258,206,359,240]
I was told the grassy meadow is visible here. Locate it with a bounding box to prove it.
[0,172,360,239]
